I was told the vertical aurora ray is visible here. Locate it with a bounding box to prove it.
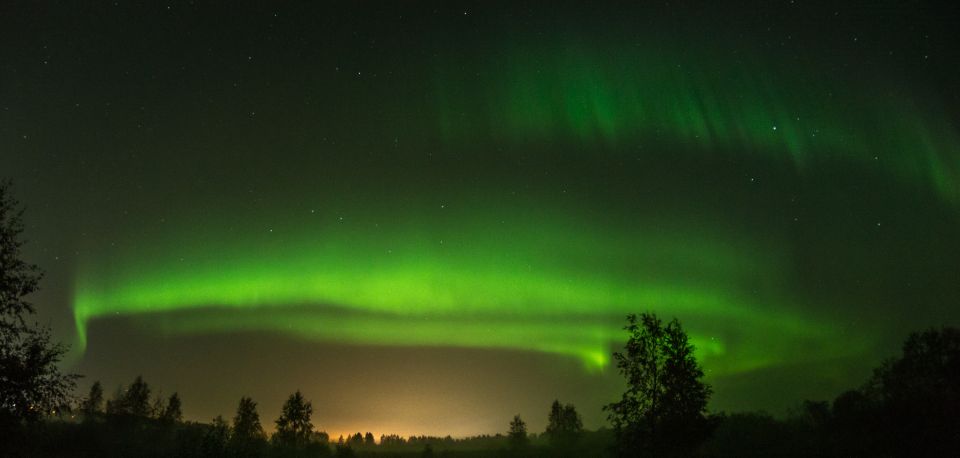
[430,41,960,203]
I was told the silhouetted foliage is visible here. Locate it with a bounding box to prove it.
[605,313,713,457]
[2,323,958,458]
[829,389,878,455]
[381,433,406,446]
[160,392,182,424]
[229,396,266,456]
[0,416,615,458]
[151,392,165,418]
[273,390,314,449]
[702,412,790,458]
[545,400,583,456]
[783,400,833,456]
[507,414,528,451]
[866,326,960,456]
[312,430,330,444]
[201,415,231,458]
[81,380,104,417]
[126,375,152,416]
[702,326,960,458]
[0,181,78,425]
[333,442,355,457]
[349,431,364,447]
[106,375,153,418]
[545,399,582,445]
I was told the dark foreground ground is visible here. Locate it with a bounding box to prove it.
[5,405,954,458]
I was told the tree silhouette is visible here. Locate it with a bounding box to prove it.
[867,326,960,456]
[150,392,165,419]
[201,415,231,457]
[114,375,152,418]
[0,181,78,424]
[349,431,363,446]
[160,392,182,424]
[105,386,122,416]
[273,390,314,448]
[81,381,104,417]
[313,430,330,444]
[507,414,528,450]
[128,376,151,417]
[229,396,266,455]
[381,434,405,446]
[334,442,355,457]
[546,399,583,447]
[605,313,712,457]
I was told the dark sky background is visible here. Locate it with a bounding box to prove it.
[2,1,960,439]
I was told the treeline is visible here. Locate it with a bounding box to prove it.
[7,324,956,457]
[705,326,960,458]
[4,376,604,458]
[2,328,958,457]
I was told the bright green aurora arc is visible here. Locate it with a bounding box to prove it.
[70,30,959,386]
[8,1,960,433]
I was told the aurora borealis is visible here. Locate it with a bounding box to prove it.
[3,1,960,438]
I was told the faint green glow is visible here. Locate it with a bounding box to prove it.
[432,43,960,203]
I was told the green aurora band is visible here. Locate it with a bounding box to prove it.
[75,204,850,373]
[430,42,959,202]
[72,40,958,375]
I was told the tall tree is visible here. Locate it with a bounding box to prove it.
[867,326,960,456]
[230,396,266,456]
[125,375,152,417]
[0,181,78,423]
[231,396,266,441]
[273,390,314,448]
[81,381,104,417]
[507,414,528,450]
[547,400,564,438]
[105,386,124,416]
[105,375,152,418]
[605,313,712,457]
[546,400,583,447]
[160,392,182,424]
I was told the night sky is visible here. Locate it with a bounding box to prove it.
[3,1,959,439]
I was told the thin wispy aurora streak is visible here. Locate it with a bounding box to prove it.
[432,42,960,203]
[71,36,952,377]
